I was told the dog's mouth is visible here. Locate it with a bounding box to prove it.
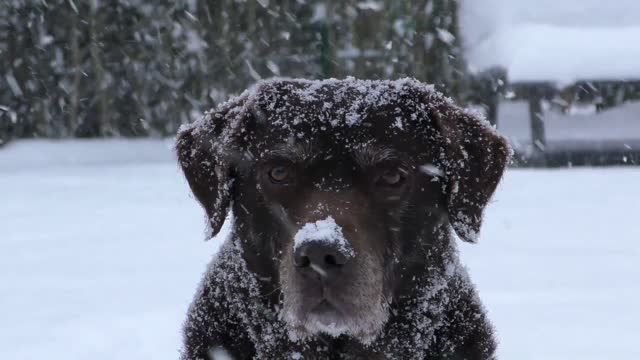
[281,243,389,343]
[304,298,349,336]
[310,298,342,319]
[283,286,388,344]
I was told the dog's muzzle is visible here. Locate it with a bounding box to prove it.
[292,216,355,284]
[293,240,350,282]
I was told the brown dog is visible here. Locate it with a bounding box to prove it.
[176,78,510,359]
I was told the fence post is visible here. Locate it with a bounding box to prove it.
[528,85,547,164]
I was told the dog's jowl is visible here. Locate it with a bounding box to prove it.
[176,78,510,359]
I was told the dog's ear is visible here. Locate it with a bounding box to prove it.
[176,116,233,239]
[434,105,511,243]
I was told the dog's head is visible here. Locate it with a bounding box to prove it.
[177,78,509,344]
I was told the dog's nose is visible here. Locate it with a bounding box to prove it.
[293,242,349,280]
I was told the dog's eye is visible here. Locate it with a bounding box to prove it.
[377,168,405,186]
[268,165,292,184]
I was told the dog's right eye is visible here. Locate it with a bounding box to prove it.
[379,169,403,186]
[268,165,293,184]
[374,167,408,188]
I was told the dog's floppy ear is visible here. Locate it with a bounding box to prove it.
[176,114,233,239]
[434,104,511,243]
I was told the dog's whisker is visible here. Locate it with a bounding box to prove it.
[260,284,283,299]
[381,293,396,316]
[260,290,282,302]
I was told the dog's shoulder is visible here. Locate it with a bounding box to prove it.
[373,259,496,359]
[181,238,274,359]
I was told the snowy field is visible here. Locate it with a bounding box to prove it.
[1,140,639,360]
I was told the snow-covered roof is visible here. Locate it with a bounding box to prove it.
[461,0,640,83]
[467,25,640,84]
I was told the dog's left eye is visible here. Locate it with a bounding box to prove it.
[268,165,292,184]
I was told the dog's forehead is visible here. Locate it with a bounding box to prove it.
[258,138,403,166]
[251,123,418,164]
[247,78,442,156]
[251,78,432,129]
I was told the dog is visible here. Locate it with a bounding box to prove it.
[176,78,510,359]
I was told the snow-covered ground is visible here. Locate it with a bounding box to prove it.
[1,140,639,359]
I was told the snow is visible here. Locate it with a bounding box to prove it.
[461,0,640,82]
[208,347,233,360]
[460,167,640,359]
[419,164,444,178]
[0,139,212,360]
[468,25,640,83]
[1,139,639,359]
[243,77,439,131]
[462,0,640,30]
[0,138,176,172]
[293,216,354,257]
[186,77,480,146]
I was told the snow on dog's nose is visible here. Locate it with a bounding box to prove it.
[293,216,355,281]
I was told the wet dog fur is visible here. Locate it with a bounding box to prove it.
[176,78,510,360]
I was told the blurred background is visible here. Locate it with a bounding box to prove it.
[1,0,638,165]
[1,1,639,360]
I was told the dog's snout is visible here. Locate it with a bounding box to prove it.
[294,242,349,279]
